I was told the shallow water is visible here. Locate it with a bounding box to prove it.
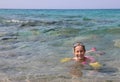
[0,9,120,81]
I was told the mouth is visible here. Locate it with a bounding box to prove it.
[76,55,83,60]
[76,56,82,60]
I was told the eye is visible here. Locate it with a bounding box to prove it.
[80,50,84,52]
[77,51,79,53]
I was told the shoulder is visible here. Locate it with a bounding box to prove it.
[72,57,78,61]
[85,56,95,63]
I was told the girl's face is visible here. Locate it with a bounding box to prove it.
[74,45,85,60]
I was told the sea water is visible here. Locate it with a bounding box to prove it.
[0,9,120,82]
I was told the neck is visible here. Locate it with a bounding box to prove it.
[79,57,86,62]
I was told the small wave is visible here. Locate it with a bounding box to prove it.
[0,18,28,26]
[62,15,83,18]
[0,17,95,27]
[5,19,24,23]
[0,45,17,51]
[107,28,120,34]
[44,27,80,38]
[20,20,58,27]
[95,19,116,24]
[0,36,17,41]
[19,20,63,27]
[19,19,91,27]
[83,17,93,21]
[83,27,120,36]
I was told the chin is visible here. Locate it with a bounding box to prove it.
[78,57,82,60]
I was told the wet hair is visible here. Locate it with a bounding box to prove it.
[73,42,86,52]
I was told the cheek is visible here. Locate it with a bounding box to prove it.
[82,52,85,55]
[82,51,85,54]
[74,52,78,56]
[74,52,77,55]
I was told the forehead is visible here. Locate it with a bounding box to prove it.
[74,46,84,50]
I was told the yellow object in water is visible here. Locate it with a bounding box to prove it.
[60,58,71,63]
[89,62,102,69]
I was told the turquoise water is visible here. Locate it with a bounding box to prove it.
[0,9,120,81]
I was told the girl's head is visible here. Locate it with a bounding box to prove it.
[73,42,86,60]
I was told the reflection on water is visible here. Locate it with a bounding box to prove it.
[69,62,83,78]
[68,61,119,82]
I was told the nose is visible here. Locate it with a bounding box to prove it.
[77,52,81,56]
[78,51,81,55]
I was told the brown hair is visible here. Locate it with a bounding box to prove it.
[73,42,86,52]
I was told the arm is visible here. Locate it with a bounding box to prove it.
[86,47,97,53]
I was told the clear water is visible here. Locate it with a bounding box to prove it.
[0,9,120,81]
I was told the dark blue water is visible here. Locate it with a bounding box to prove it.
[0,9,120,81]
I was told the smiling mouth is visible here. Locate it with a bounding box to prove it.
[76,55,84,60]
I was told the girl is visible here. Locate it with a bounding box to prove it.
[73,42,95,65]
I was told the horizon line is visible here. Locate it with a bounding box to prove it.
[0,8,120,10]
